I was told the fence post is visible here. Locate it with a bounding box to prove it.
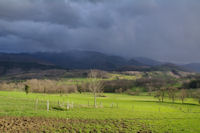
[67,102,70,110]
[47,100,49,111]
[111,103,114,108]
[71,102,74,109]
[35,99,38,111]
[100,102,102,108]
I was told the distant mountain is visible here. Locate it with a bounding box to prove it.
[182,63,200,73]
[0,50,190,75]
[151,63,187,72]
[0,53,52,65]
[116,63,186,72]
[20,51,152,70]
[0,51,136,73]
[127,59,146,66]
[0,61,60,75]
[30,51,128,70]
[133,57,162,66]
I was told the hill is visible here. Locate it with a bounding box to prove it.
[0,51,143,71]
[133,57,162,66]
[182,63,200,73]
[0,51,191,76]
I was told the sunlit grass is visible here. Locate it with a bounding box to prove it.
[0,91,199,132]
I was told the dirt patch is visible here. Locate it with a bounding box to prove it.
[0,117,151,133]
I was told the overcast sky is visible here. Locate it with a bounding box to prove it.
[0,0,200,63]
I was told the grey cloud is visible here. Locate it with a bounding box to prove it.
[0,0,200,63]
[0,0,81,27]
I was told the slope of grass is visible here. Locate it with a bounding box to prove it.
[0,91,199,132]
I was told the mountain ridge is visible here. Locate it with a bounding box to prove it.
[0,50,197,75]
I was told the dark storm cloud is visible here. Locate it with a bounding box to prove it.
[0,0,200,63]
[0,0,81,27]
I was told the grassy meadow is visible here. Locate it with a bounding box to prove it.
[0,91,200,132]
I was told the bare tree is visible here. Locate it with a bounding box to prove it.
[160,88,166,102]
[154,88,166,102]
[57,84,64,96]
[168,87,177,103]
[88,70,104,108]
[155,90,161,102]
[179,89,187,104]
[147,85,153,96]
[193,89,200,104]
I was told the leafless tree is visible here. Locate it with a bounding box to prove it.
[154,88,166,102]
[179,89,187,104]
[88,70,104,108]
[155,90,161,102]
[160,88,166,102]
[115,88,123,93]
[193,89,200,104]
[168,87,177,103]
[147,85,153,96]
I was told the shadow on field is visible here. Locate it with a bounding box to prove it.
[132,100,200,106]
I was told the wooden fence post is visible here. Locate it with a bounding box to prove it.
[58,100,60,106]
[111,103,114,108]
[71,102,74,109]
[47,100,49,111]
[67,102,70,110]
[35,99,38,111]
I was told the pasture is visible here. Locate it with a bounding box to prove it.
[0,91,199,132]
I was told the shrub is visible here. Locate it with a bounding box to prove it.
[24,84,30,95]
[125,89,140,96]
[189,80,200,89]
[192,89,200,104]
[103,80,135,93]
[115,88,123,93]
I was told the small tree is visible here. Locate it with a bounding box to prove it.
[179,89,187,104]
[154,90,161,102]
[168,87,177,103]
[115,88,123,93]
[160,88,166,102]
[56,84,65,96]
[193,89,200,104]
[76,81,83,94]
[147,86,153,96]
[24,84,30,95]
[43,87,46,94]
[88,70,104,108]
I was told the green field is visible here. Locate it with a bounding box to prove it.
[0,91,200,132]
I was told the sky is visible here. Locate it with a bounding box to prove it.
[0,0,200,63]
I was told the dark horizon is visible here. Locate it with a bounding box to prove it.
[0,49,200,65]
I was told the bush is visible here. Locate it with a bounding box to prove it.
[125,89,140,96]
[24,84,30,95]
[192,89,200,104]
[103,80,135,93]
[188,80,200,89]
